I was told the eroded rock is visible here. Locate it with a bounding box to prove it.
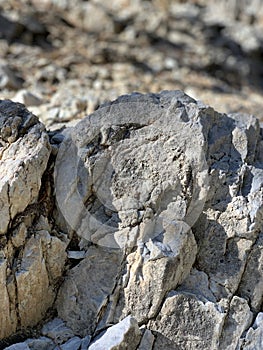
[0,91,262,350]
[89,315,141,350]
[149,291,225,350]
[0,100,68,340]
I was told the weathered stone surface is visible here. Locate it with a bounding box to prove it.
[89,315,141,350]
[56,246,123,336]
[15,235,55,327]
[54,91,207,330]
[219,296,252,350]
[149,291,225,350]
[138,329,155,350]
[0,90,262,350]
[116,227,197,323]
[237,232,263,312]
[0,101,68,341]
[239,313,263,350]
[54,91,262,348]
[41,318,75,344]
[0,100,49,234]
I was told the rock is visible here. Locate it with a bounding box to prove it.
[117,226,197,323]
[54,90,207,326]
[41,318,75,344]
[89,315,141,350]
[239,313,263,350]
[15,235,56,327]
[218,296,253,350]
[1,90,262,350]
[4,344,31,350]
[0,100,68,339]
[53,90,262,348]
[25,337,55,350]
[0,100,49,234]
[56,246,123,336]
[57,336,82,350]
[237,232,263,312]
[0,13,24,42]
[55,91,209,249]
[51,0,114,33]
[13,90,43,107]
[0,64,23,90]
[149,291,225,350]
[223,24,263,55]
[138,329,155,350]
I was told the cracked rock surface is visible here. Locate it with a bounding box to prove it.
[0,100,68,341]
[0,91,262,349]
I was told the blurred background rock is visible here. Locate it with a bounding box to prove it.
[1,0,263,126]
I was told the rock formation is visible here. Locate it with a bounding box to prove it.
[0,91,262,349]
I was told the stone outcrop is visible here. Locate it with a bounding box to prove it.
[0,100,68,341]
[0,91,262,349]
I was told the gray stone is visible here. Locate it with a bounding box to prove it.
[1,90,262,349]
[219,296,253,350]
[149,291,225,350]
[138,329,155,350]
[0,100,68,340]
[239,312,263,350]
[56,336,82,350]
[26,337,56,350]
[13,89,43,107]
[5,344,31,350]
[0,99,50,235]
[0,64,23,90]
[89,315,141,350]
[56,246,123,336]
[42,318,75,344]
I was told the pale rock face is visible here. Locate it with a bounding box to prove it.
[89,315,141,350]
[56,246,123,336]
[239,313,263,350]
[149,291,225,350]
[0,91,263,350]
[0,100,68,340]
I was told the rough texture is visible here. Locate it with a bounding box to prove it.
[149,291,225,350]
[89,316,141,350]
[0,100,68,341]
[1,0,263,127]
[0,91,262,350]
[56,246,123,336]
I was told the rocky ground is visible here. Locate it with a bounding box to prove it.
[0,1,263,350]
[1,0,263,128]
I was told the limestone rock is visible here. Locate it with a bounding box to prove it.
[239,313,263,350]
[117,226,197,323]
[219,296,252,350]
[89,315,141,350]
[138,329,155,350]
[41,318,75,344]
[56,246,123,336]
[54,90,208,330]
[149,291,225,350]
[0,100,68,340]
[0,100,49,235]
[53,91,263,349]
[1,91,263,349]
